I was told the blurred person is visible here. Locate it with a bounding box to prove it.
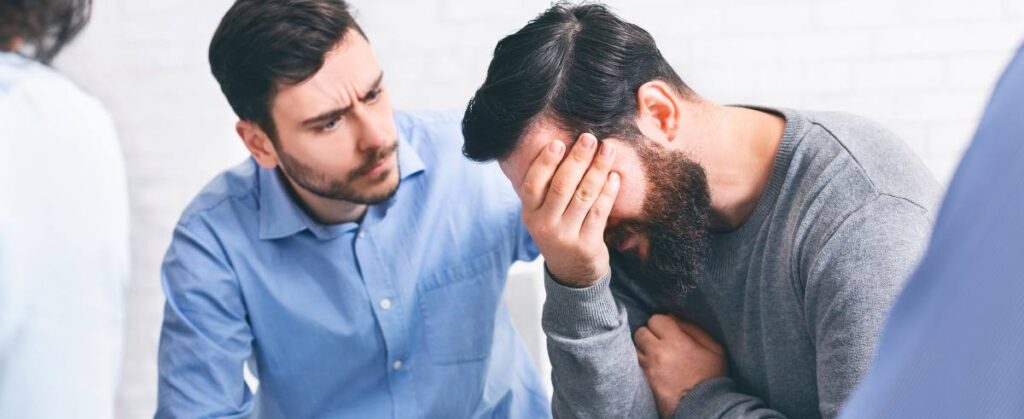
[0,1,130,418]
[840,44,1024,418]
[155,1,547,418]
[462,3,939,418]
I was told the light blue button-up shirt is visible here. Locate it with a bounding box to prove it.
[156,111,549,418]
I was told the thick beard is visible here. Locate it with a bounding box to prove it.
[605,141,712,305]
[277,143,400,205]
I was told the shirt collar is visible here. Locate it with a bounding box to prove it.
[396,134,426,181]
[258,136,426,241]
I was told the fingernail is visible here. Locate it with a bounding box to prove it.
[609,172,620,187]
[549,141,563,154]
[581,134,596,149]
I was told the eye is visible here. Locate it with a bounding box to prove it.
[364,88,382,104]
[321,118,340,132]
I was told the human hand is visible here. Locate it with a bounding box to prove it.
[514,133,619,287]
[635,314,727,418]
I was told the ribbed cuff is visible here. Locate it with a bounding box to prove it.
[673,377,737,419]
[541,267,621,339]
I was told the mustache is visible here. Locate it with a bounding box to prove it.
[350,143,398,178]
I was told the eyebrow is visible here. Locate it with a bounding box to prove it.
[300,72,385,128]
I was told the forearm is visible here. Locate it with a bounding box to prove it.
[542,271,659,419]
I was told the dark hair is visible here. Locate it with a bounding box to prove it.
[0,0,91,64]
[462,2,693,162]
[209,0,365,138]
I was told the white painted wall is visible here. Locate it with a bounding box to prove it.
[51,1,1024,417]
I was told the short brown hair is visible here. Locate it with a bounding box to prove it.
[209,0,366,139]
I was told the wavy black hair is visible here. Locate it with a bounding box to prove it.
[462,2,693,162]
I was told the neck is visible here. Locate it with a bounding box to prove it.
[686,102,785,231]
[281,173,368,225]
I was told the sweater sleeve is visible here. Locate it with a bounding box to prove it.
[802,194,931,417]
[542,268,660,419]
[545,266,793,419]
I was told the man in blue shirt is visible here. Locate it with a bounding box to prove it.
[155,1,548,417]
[839,45,1024,418]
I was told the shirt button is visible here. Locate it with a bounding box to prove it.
[393,360,403,370]
[358,231,366,238]
[379,298,392,310]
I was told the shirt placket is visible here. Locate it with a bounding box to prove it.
[354,225,415,419]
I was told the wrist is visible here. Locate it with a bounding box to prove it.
[545,263,608,288]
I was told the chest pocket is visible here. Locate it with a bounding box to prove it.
[419,250,506,364]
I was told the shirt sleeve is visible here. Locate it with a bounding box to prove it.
[156,220,255,419]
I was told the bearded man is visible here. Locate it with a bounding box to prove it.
[462,4,939,418]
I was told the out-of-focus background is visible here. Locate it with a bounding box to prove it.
[49,0,1024,417]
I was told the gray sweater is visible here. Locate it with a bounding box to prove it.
[542,108,940,419]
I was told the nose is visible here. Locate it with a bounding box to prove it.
[351,106,390,151]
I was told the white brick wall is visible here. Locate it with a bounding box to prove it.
[52,1,1024,417]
